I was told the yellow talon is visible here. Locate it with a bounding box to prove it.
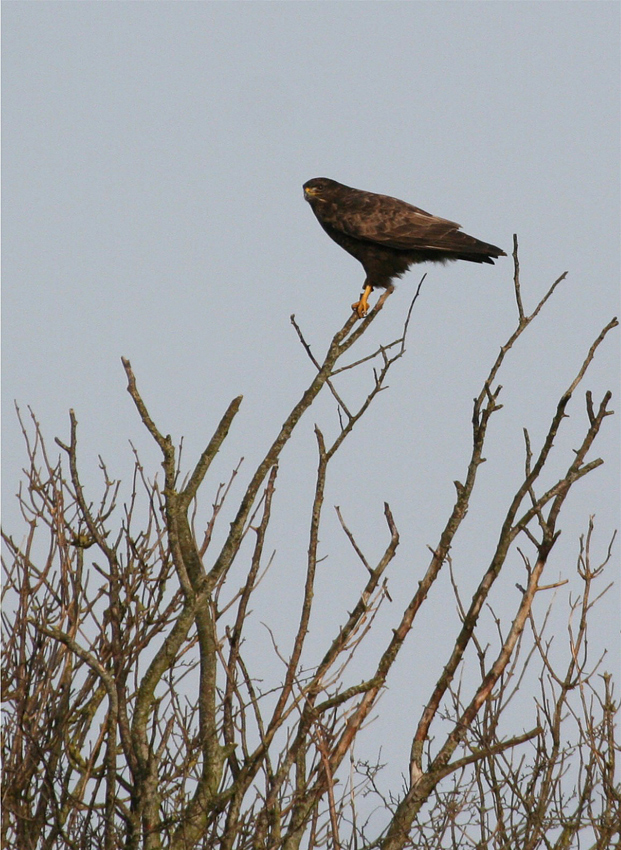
[351,284,373,318]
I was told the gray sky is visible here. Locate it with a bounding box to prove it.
[3,0,619,803]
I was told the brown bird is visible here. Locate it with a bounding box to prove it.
[303,178,506,317]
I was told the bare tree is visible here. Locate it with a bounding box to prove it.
[2,244,619,850]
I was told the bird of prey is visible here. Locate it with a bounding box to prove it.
[303,177,506,317]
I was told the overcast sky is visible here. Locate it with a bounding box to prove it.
[3,1,619,803]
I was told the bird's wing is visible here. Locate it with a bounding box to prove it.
[332,192,462,250]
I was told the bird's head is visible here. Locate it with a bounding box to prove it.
[303,178,342,204]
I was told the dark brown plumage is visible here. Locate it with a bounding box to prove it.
[303,177,506,316]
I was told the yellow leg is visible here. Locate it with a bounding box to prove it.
[352,284,373,318]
